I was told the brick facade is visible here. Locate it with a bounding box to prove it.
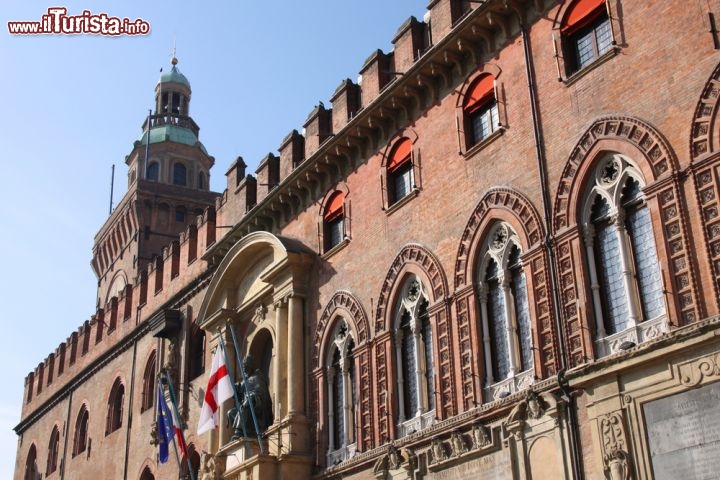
[15,1,720,479]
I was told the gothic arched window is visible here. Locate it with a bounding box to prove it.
[394,276,435,436]
[46,426,60,475]
[583,154,666,356]
[325,319,357,465]
[106,378,125,435]
[141,352,156,413]
[25,444,38,480]
[478,223,534,402]
[72,405,89,457]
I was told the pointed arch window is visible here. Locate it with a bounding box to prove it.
[106,378,125,435]
[72,405,89,457]
[189,324,206,380]
[394,276,435,437]
[25,444,39,480]
[46,426,60,475]
[325,319,357,465]
[561,0,613,75]
[141,352,156,413]
[463,74,500,147]
[139,467,155,480]
[583,154,666,356]
[173,163,187,186]
[478,223,534,402]
[147,162,159,182]
[323,191,346,253]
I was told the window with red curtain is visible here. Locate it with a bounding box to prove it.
[387,138,414,205]
[463,74,499,147]
[562,0,612,74]
[323,191,345,252]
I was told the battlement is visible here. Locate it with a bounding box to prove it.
[20,206,219,416]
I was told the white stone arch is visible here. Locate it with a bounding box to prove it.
[196,231,313,455]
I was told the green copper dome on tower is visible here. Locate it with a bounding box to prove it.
[157,57,190,88]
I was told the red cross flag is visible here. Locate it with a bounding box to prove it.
[197,345,234,434]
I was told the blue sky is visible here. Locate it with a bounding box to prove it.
[0,1,425,475]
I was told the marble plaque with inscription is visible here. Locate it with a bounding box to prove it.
[427,450,511,480]
[644,382,720,480]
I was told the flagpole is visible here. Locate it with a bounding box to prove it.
[218,335,252,453]
[226,322,266,455]
[163,371,197,480]
[158,381,182,468]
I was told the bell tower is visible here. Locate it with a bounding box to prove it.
[91,57,221,308]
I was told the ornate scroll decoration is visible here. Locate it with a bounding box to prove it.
[679,352,720,387]
[554,116,679,232]
[598,410,631,479]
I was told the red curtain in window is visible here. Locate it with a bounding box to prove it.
[561,0,605,34]
[388,138,412,172]
[463,74,495,114]
[324,192,345,221]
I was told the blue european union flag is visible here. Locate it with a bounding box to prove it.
[157,383,174,464]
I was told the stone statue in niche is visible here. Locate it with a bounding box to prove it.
[472,423,491,449]
[429,437,446,464]
[604,449,631,480]
[227,355,272,439]
[450,431,467,456]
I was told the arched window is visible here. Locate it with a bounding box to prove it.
[478,223,534,402]
[106,378,125,435]
[173,163,187,186]
[394,276,435,437]
[72,405,89,457]
[583,154,666,356]
[141,352,156,412]
[463,74,499,147]
[325,319,357,465]
[25,444,38,480]
[189,324,205,380]
[139,467,155,480]
[561,0,613,74]
[179,444,200,480]
[323,191,346,252]
[386,138,415,206]
[46,426,60,475]
[147,161,159,182]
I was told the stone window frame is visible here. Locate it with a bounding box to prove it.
[476,222,535,403]
[324,318,357,466]
[392,275,436,438]
[581,153,668,357]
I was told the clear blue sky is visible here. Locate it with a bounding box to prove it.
[0,1,424,475]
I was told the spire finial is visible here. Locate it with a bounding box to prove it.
[170,35,178,66]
